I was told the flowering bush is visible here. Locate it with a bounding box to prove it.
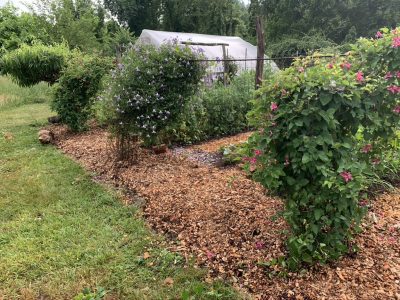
[52,53,112,132]
[246,27,399,269]
[100,42,206,148]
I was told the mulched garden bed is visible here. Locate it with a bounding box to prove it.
[52,126,399,300]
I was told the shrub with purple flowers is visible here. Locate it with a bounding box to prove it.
[101,42,206,151]
[245,27,399,269]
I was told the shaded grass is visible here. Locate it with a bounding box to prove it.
[0,87,241,299]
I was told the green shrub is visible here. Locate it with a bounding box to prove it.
[0,43,71,87]
[100,42,206,148]
[162,71,258,145]
[52,53,112,132]
[245,27,400,269]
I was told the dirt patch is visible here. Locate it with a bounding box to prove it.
[53,126,400,300]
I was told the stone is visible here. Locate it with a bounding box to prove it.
[38,129,54,144]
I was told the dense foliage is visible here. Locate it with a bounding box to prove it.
[245,28,400,269]
[0,43,70,86]
[99,42,206,148]
[162,72,255,144]
[0,5,51,58]
[52,53,112,132]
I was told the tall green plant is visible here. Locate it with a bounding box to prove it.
[0,43,71,87]
[245,27,400,269]
[52,53,112,132]
[100,42,206,148]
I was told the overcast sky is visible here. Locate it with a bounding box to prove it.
[0,0,250,12]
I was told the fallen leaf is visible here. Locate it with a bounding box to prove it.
[143,252,151,260]
[163,277,174,286]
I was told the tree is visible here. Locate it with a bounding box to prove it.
[103,0,161,36]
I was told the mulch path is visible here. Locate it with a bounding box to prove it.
[52,126,400,300]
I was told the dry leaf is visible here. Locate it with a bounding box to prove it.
[163,277,174,286]
[3,132,13,141]
[143,252,150,260]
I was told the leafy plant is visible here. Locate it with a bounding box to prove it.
[100,42,206,149]
[52,53,112,132]
[245,27,400,269]
[0,43,71,86]
[73,287,106,300]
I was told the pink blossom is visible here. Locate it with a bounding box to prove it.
[254,149,262,156]
[206,251,215,260]
[392,37,400,48]
[393,106,400,114]
[372,158,381,165]
[387,85,400,94]
[361,144,372,153]
[327,63,334,69]
[356,71,364,83]
[284,156,290,166]
[384,72,393,80]
[270,102,279,112]
[242,157,250,162]
[255,241,265,250]
[359,199,368,207]
[396,71,400,79]
[250,157,257,164]
[375,31,383,39]
[340,171,353,183]
[340,62,352,71]
[298,67,305,73]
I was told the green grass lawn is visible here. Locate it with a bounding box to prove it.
[0,77,241,299]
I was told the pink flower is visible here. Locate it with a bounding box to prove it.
[270,102,278,112]
[387,85,400,94]
[396,71,400,79]
[359,199,368,207]
[206,251,215,260]
[284,155,290,166]
[298,67,305,73]
[254,149,262,156]
[250,157,257,164]
[393,106,400,114]
[372,158,381,165]
[375,31,383,39]
[392,37,400,48]
[340,62,352,71]
[255,241,265,250]
[384,72,393,80]
[340,171,353,183]
[356,71,364,83]
[327,63,334,69]
[361,144,372,153]
[242,157,250,162]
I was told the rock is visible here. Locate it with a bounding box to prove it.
[48,116,61,124]
[38,129,54,144]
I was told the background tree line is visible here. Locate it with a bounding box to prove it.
[0,0,399,65]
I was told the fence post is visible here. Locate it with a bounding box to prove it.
[222,44,228,86]
[255,16,265,90]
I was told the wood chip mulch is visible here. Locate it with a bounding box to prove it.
[52,126,400,300]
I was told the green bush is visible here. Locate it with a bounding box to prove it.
[0,43,71,87]
[245,27,400,269]
[52,53,112,132]
[100,42,206,148]
[162,71,258,145]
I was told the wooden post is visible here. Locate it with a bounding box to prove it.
[255,16,265,90]
[222,44,228,86]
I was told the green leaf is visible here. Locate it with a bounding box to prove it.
[314,209,324,221]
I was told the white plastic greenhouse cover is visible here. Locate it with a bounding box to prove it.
[136,29,279,73]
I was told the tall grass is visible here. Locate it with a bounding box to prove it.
[0,76,51,109]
